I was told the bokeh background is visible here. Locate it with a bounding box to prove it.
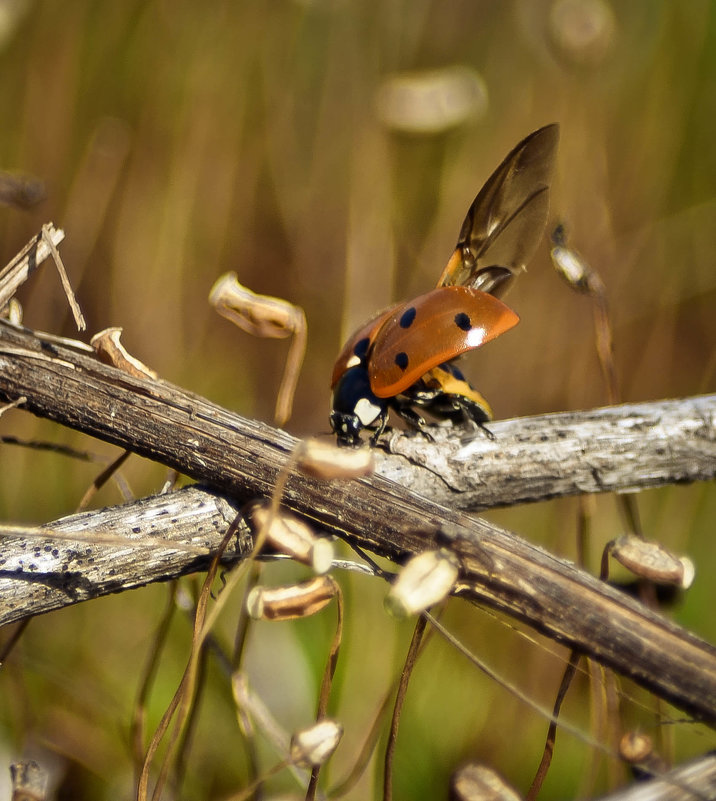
[0,0,715,798]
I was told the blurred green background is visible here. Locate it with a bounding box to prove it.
[0,0,715,798]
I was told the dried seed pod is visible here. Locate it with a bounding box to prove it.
[248,503,334,574]
[619,730,668,776]
[450,762,523,801]
[376,66,488,134]
[246,576,337,621]
[619,732,653,765]
[550,224,602,295]
[1,298,23,325]
[91,327,157,379]
[296,437,374,480]
[548,0,616,66]
[209,272,306,425]
[385,549,459,618]
[289,719,343,767]
[608,535,695,588]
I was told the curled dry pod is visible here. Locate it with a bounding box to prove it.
[385,548,459,618]
[376,66,488,135]
[608,535,695,588]
[619,731,654,765]
[450,762,523,801]
[209,271,306,425]
[550,224,592,293]
[248,503,334,574]
[246,575,337,621]
[289,719,343,767]
[296,437,375,480]
[2,298,23,325]
[91,327,157,379]
[618,730,668,776]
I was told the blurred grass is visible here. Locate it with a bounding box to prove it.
[0,0,715,798]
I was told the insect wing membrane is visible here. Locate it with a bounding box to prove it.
[368,286,519,398]
[439,123,559,294]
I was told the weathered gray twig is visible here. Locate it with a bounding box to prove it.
[594,752,716,801]
[0,486,250,627]
[376,397,716,510]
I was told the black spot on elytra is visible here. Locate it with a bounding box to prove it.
[395,352,409,371]
[454,312,472,331]
[399,307,417,328]
[354,337,370,359]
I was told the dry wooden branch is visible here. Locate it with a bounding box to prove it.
[376,399,716,510]
[0,319,715,725]
[10,760,48,801]
[0,486,250,627]
[594,753,716,801]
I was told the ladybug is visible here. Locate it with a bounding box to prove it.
[330,124,559,446]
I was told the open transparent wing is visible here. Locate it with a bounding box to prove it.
[438,124,559,297]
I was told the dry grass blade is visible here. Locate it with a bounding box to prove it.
[137,518,241,801]
[0,224,65,310]
[425,613,615,758]
[0,396,26,417]
[40,224,86,330]
[231,672,310,790]
[76,448,132,510]
[132,583,178,792]
[328,688,393,798]
[306,577,343,801]
[0,618,31,666]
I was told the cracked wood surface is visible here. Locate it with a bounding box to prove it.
[375,397,715,510]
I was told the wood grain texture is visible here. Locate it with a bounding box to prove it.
[594,753,716,801]
[1,319,715,724]
[376,397,716,510]
[0,486,250,627]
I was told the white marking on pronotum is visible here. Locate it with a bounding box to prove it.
[355,397,381,426]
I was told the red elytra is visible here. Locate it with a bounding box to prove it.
[367,286,519,398]
[329,284,519,397]
[330,304,397,390]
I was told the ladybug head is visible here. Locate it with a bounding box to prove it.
[330,409,364,446]
[330,365,387,446]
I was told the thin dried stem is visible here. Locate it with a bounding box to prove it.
[383,614,428,801]
[526,649,581,800]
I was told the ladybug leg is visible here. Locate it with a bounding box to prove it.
[460,415,495,443]
[392,401,436,442]
[368,407,390,446]
[451,400,495,443]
